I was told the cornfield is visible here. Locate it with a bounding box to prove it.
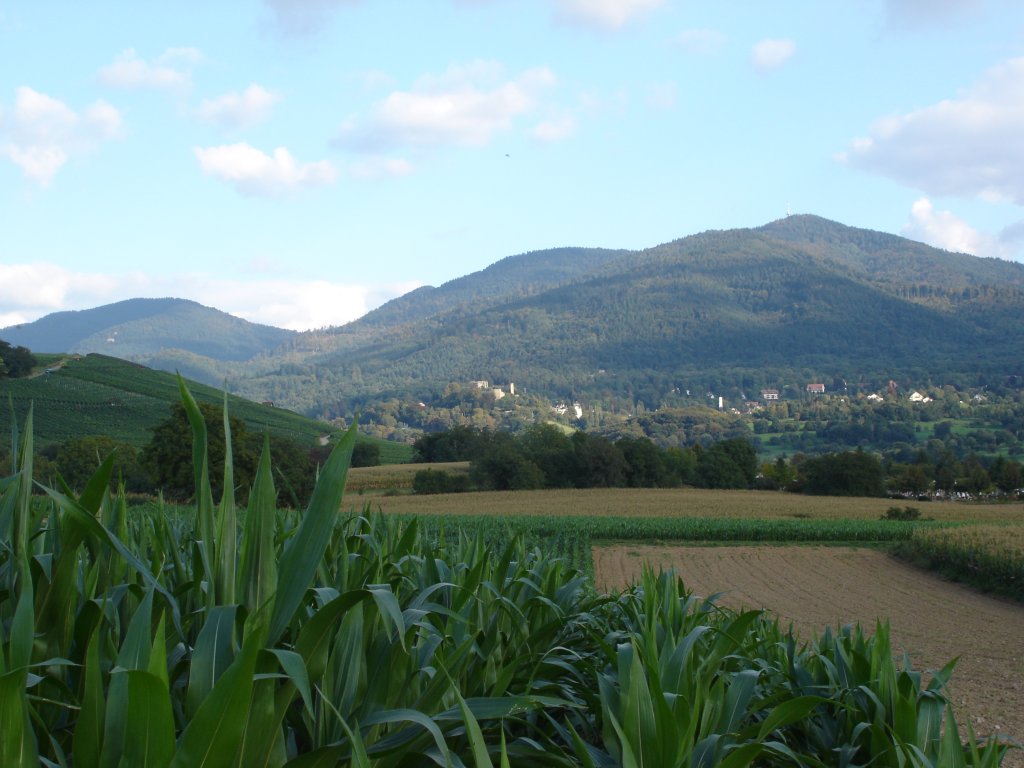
[896,524,1024,600]
[0,381,1015,766]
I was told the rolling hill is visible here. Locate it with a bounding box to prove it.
[0,297,295,363]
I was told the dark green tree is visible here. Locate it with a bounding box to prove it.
[141,403,259,502]
[470,433,545,491]
[413,425,487,462]
[520,424,575,488]
[617,437,668,487]
[54,436,142,492]
[799,450,886,497]
[0,340,37,378]
[570,432,628,488]
[351,441,381,468]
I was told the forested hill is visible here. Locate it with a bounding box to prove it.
[355,246,631,327]
[240,215,1024,415]
[0,298,295,361]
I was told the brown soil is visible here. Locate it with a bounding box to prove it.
[594,544,1024,760]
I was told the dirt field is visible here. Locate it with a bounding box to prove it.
[594,544,1024,758]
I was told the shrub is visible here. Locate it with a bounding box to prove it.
[883,505,922,521]
[412,468,471,494]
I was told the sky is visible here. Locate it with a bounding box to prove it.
[3,0,1024,332]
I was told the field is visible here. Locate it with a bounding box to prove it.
[367,485,1023,523]
[6,373,1023,766]
[365,486,1024,761]
[593,545,1024,764]
[346,461,469,492]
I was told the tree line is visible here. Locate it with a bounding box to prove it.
[413,425,758,493]
[0,402,381,506]
[413,425,1024,498]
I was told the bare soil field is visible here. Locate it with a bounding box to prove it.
[368,486,1024,523]
[594,544,1024,758]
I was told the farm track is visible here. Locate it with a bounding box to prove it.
[594,544,1024,761]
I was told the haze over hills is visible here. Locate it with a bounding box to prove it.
[5,216,1024,419]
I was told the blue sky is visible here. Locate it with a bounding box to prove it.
[3,0,1024,331]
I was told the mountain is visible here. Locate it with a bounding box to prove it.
[0,298,295,363]
[7,217,1024,420]
[235,215,1024,415]
[357,246,631,328]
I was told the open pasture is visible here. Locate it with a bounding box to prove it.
[594,544,1024,760]
[368,485,1024,524]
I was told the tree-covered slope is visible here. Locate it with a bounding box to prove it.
[354,246,631,328]
[239,216,1024,414]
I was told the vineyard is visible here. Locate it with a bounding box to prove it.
[0,353,340,448]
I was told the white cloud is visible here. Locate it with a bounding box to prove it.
[349,156,415,179]
[552,0,664,29]
[842,57,1024,205]
[197,85,281,130]
[901,198,1017,259]
[676,28,725,56]
[0,264,418,332]
[884,0,981,28]
[98,48,200,90]
[751,38,796,72]
[0,87,123,186]
[264,0,360,36]
[0,263,122,324]
[208,278,422,330]
[533,116,576,142]
[194,142,336,196]
[336,62,556,151]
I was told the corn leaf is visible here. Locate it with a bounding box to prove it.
[269,422,357,645]
[72,626,106,768]
[120,670,176,768]
[0,669,39,767]
[170,614,265,768]
[238,436,277,614]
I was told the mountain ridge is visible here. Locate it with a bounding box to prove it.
[5,216,1024,418]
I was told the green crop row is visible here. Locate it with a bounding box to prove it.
[392,513,933,578]
[0,381,1015,766]
[894,524,1024,601]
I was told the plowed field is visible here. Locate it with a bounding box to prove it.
[594,544,1024,757]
